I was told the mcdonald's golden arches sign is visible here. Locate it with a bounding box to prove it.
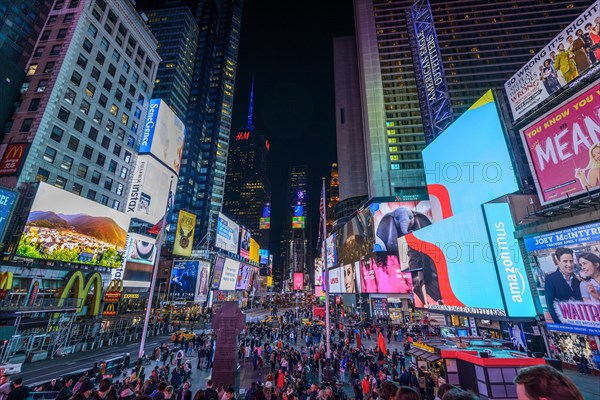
[104,279,123,303]
[0,143,28,175]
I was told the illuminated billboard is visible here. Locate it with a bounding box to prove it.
[170,260,199,301]
[326,234,337,267]
[218,258,240,291]
[293,273,304,291]
[140,99,185,175]
[126,233,157,265]
[359,254,411,294]
[195,260,211,303]
[520,81,600,205]
[0,187,16,241]
[341,261,362,293]
[259,249,269,265]
[292,216,305,229]
[260,203,271,229]
[215,213,239,253]
[239,227,251,258]
[314,258,323,287]
[327,267,343,293]
[173,210,196,257]
[16,182,130,268]
[294,205,303,216]
[126,155,175,224]
[524,221,600,335]
[423,90,519,220]
[504,3,599,120]
[371,201,433,252]
[236,264,253,290]
[399,207,508,317]
[249,238,260,263]
[210,255,226,289]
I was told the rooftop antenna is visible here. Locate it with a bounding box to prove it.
[247,77,255,131]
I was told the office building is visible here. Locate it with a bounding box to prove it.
[0,0,160,212]
[345,0,592,197]
[326,163,339,232]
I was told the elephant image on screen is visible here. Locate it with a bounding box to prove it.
[375,205,432,252]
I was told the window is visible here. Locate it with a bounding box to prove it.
[88,127,98,141]
[127,135,135,147]
[108,160,117,173]
[71,71,82,86]
[41,30,51,40]
[43,62,55,73]
[83,145,93,160]
[108,64,116,77]
[50,126,64,142]
[130,121,138,133]
[20,118,33,132]
[91,170,101,184]
[100,195,109,206]
[47,16,57,25]
[93,110,103,124]
[43,146,57,163]
[104,177,113,190]
[106,119,115,133]
[115,89,123,102]
[112,50,120,63]
[141,81,148,92]
[69,0,80,8]
[125,99,132,110]
[60,155,74,171]
[57,107,70,123]
[99,94,108,107]
[137,95,144,105]
[121,113,128,125]
[96,51,105,65]
[117,128,125,140]
[96,153,106,167]
[86,189,96,201]
[82,39,93,53]
[120,166,127,179]
[36,80,48,92]
[88,23,98,38]
[74,117,85,132]
[100,37,109,51]
[101,135,110,149]
[113,143,121,156]
[103,78,112,92]
[112,200,120,210]
[110,104,118,116]
[64,88,76,104]
[28,98,41,112]
[36,168,50,182]
[63,13,74,23]
[55,176,67,189]
[77,163,88,178]
[132,71,139,83]
[116,183,124,196]
[134,108,141,118]
[27,64,38,76]
[72,183,83,195]
[124,150,132,164]
[33,47,44,57]
[85,83,96,97]
[54,1,65,10]
[104,22,113,35]
[20,82,29,93]
[118,75,126,87]
[123,62,130,73]
[57,28,68,39]
[50,45,61,56]
[76,54,88,70]
[79,100,90,115]
[67,136,79,151]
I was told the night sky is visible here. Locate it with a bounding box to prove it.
[231,0,355,263]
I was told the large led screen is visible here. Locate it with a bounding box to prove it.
[314,258,323,287]
[236,263,253,290]
[371,201,433,252]
[239,227,251,258]
[215,213,239,253]
[16,182,130,268]
[504,3,599,120]
[195,260,211,303]
[327,267,343,293]
[140,99,185,175]
[422,90,519,220]
[126,233,157,265]
[341,261,362,293]
[326,233,337,267]
[170,260,199,301]
[293,272,304,291]
[125,155,175,224]
[359,254,412,294]
[210,255,226,289]
[218,257,240,291]
[524,221,600,335]
[259,249,269,265]
[520,81,600,205]
[398,207,507,317]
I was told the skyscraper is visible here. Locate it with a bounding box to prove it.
[282,165,308,286]
[344,0,592,197]
[326,163,339,232]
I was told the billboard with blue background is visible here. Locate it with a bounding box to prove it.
[0,187,16,241]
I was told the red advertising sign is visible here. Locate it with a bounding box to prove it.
[293,272,303,291]
[0,143,28,175]
[520,82,600,205]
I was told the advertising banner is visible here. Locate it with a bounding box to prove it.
[126,233,157,265]
[267,276,273,287]
[359,254,412,294]
[236,264,253,290]
[524,221,600,335]
[259,249,269,265]
[293,272,304,291]
[0,187,16,240]
[504,3,600,120]
[239,227,251,258]
[249,238,260,263]
[218,258,240,291]
[328,267,343,293]
[170,260,199,301]
[140,99,185,175]
[210,255,226,289]
[520,81,600,205]
[483,203,537,318]
[371,201,433,252]
[215,213,239,253]
[173,210,196,257]
[16,182,130,268]
[314,258,323,287]
[194,260,211,303]
[126,155,175,224]
[0,143,28,175]
[341,261,362,293]
[326,233,337,267]
[398,207,508,317]
[423,90,519,220]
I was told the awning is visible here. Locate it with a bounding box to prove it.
[408,347,441,362]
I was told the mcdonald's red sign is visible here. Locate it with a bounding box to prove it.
[0,143,28,175]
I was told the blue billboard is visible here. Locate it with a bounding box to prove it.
[422,91,519,220]
[0,187,16,240]
[483,203,537,318]
[259,249,269,265]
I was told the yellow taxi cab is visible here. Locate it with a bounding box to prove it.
[171,330,196,342]
[301,318,312,326]
[261,315,277,324]
[312,319,326,327]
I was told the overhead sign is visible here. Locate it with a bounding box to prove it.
[126,233,157,265]
[0,143,28,175]
[195,260,211,303]
[215,213,240,253]
[293,272,304,291]
[0,187,16,241]
[218,258,240,291]
[239,227,251,258]
[173,210,196,257]
[104,279,123,303]
[504,3,599,120]
[170,260,199,301]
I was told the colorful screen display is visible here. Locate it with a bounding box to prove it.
[327,267,343,293]
[211,255,226,289]
[259,249,269,265]
[215,213,240,253]
[359,254,412,294]
[520,81,600,205]
[239,227,251,258]
[292,216,305,229]
[293,272,304,291]
[218,258,240,291]
[195,260,211,303]
[170,260,199,301]
[524,221,600,335]
[236,264,253,290]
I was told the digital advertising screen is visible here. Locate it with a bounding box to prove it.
[520,81,600,205]
[173,210,196,257]
[422,90,519,220]
[294,205,303,217]
[126,233,157,265]
[314,257,323,287]
[249,238,260,263]
[170,260,199,301]
[524,221,600,335]
[218,257,240,291]
[239,227,251,258]
[327,267,343,293]
[326,233,337,267]
[398,207,508,317]
[504,3,599,120]
[341,261,362,293]
[0,187,16,240]
[371,201,433,252]
[292,216,305,229]
[139,99,185,175]
[359,254,412,294]
[236,263,253,290]
[259,249,269,265]
[195,260,211,303]
[215,213,240,253]
[125,155,175,224]
[16,182,130,268]
[210,255,226,289]
[293,272,304,291]
[260,204,271,229]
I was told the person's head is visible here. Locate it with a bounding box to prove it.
[344,264,356,292]
[379,381,398,400]
[436,384,456,399]
[441,389,478,400]
[394,386,420,400]
[566,35,574,43]
[587,143,600,168]
[555,248,574,276]
[558,43,565,51]
[51,379,57,386]
[206,380,213,388]
[325,387,333,397]
[543,59,551,67]
[165,386,174,398]
[514,364,584,400]
[310,384,317,392]
[79,380,95,397]
[576,29,584,37]
[158,382,168,392]
[586,23,593,32]
[98,379,112,393]
[183,382,190,391]
[13,378,23,387]
[226,387,235,400]
[0,376,8,385]
[550,51,556,59]
[578,252,600,279]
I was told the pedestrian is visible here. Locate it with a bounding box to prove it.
[71,380,94,400]
[514,364,584,400]
[6,378,29,400]
[55,378,73,400]
[176,348,184,367]
[0,376,11,400]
